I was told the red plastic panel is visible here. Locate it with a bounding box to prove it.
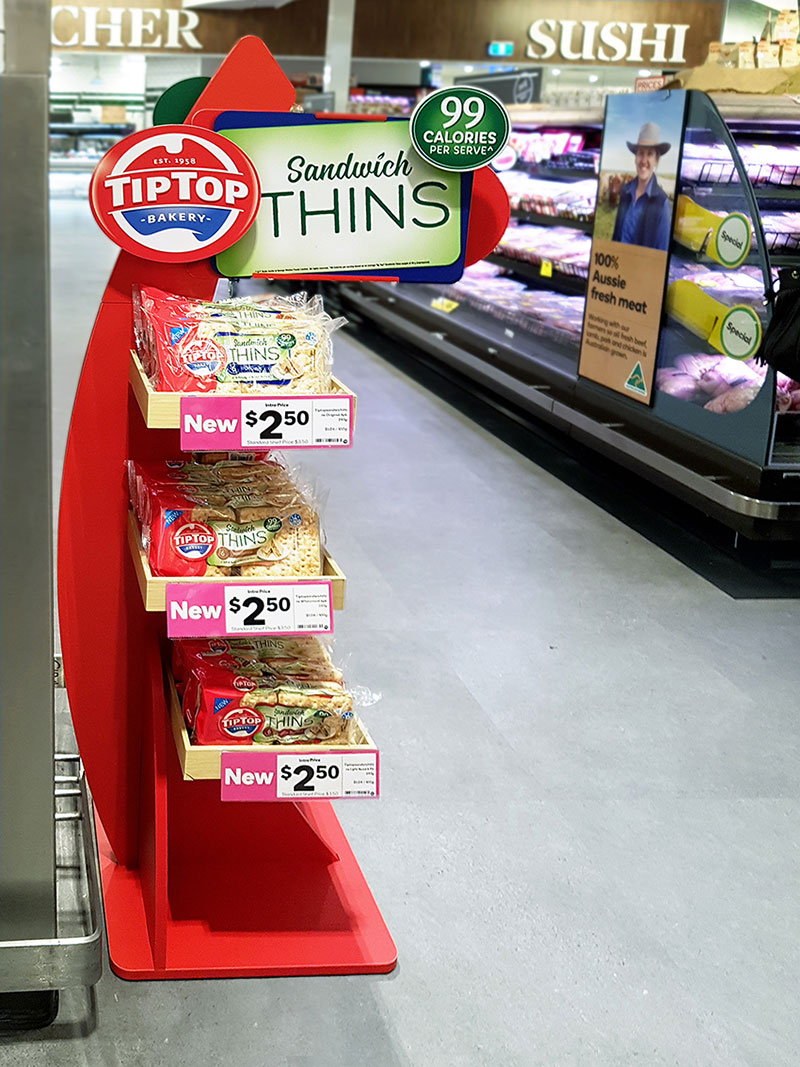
[465,166,511,266]
[57,255,216,865]
[188,36,295,122]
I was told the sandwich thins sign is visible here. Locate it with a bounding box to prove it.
[213,112,471,282]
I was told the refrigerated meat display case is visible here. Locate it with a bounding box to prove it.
[339,93,800,541]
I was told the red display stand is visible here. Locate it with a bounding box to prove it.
[58,38,507,981]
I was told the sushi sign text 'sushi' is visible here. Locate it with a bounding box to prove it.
[526,19,689,64]
[520,1,725,68]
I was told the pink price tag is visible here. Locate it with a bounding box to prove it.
[180,394,353,451]
[180,396,241,450]
[165,581,334,638]
[220,749,380,801]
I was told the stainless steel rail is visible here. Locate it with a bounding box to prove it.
[0,757,103,994]
[0,0,102,1007]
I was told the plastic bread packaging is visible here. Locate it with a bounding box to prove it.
[127,456,295,543]
[148,483,322,578]
[128,456,325,579]
[181,660,356,746]
[170,635,342,688]
[132,285,345,395]
[127,454,290,527]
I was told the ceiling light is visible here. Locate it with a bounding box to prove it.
[551,68,561,77]
[588,75,599,83]
[638,68,652,77]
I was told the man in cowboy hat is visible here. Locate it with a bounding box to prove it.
[611,121,672,251]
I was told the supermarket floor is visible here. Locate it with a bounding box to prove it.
[7,197,798,1067]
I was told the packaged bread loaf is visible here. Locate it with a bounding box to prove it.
[182,660,354,746]
[128,457,323,578]
[133,285,344,395]
[128,455,288,527]
[170,635,342,686]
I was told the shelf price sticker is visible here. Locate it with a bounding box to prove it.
[430,296,459,313]
[180,394,353,451]
[540,259,553,278]
[220,750,380,801]
[165,580,333,638]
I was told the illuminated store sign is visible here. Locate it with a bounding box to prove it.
[526,19,689,64]
[521,2,723,67]
[52,5,203,49]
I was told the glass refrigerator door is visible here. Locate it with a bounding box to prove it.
[650,90,775,466]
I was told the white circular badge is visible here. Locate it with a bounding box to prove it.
[719,306,761,360]
[714,213,751,268]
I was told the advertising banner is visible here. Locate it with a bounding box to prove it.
[578,90,687,403]
[213,112,472,282]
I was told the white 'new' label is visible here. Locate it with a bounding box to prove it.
[240,396,351,448]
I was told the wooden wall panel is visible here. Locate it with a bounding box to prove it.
[52,0,724,66]
[51,0,328,54]
[352,0,724,67]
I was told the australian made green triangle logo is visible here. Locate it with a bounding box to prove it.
[624,361,647,396]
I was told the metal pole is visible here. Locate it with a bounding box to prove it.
[322,0,356,113]
[0,0,56,944]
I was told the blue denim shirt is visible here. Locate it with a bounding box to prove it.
[612,173,671,251]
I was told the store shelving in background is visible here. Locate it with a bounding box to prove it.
[49,118,136,199]
[49,121,136,171]
[339,96,800,539]
[347,89,417,115]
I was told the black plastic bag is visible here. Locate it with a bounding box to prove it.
[758,267,800,378]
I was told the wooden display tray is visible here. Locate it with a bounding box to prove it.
[127,511,346,612]
[167,674,376,781]
[129,350,357,430]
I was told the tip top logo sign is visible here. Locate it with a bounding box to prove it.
[89,125,260,263]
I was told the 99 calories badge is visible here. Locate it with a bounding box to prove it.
[410,86,510,173]
[89,124,260,262]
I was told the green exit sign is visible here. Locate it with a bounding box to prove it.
[487,41,514,58]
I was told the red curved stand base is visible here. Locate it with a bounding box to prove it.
[98,810,397,980]
[95,684,396,981]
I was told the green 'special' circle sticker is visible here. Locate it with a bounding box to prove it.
[714,213,751,269]
[719,305,762,360]
[410,87,510,172]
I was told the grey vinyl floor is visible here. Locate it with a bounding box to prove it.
[2,196,798,1067]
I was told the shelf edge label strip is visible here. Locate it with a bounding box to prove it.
[220,749,380,801]
[165,579,334,638]
[179,393,354,450]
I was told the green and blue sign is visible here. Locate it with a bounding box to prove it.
[213,111,473,282]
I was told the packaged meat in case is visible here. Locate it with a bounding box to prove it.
[655,353,769,413]
[133,285,345,395]
[128,456,324,578]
